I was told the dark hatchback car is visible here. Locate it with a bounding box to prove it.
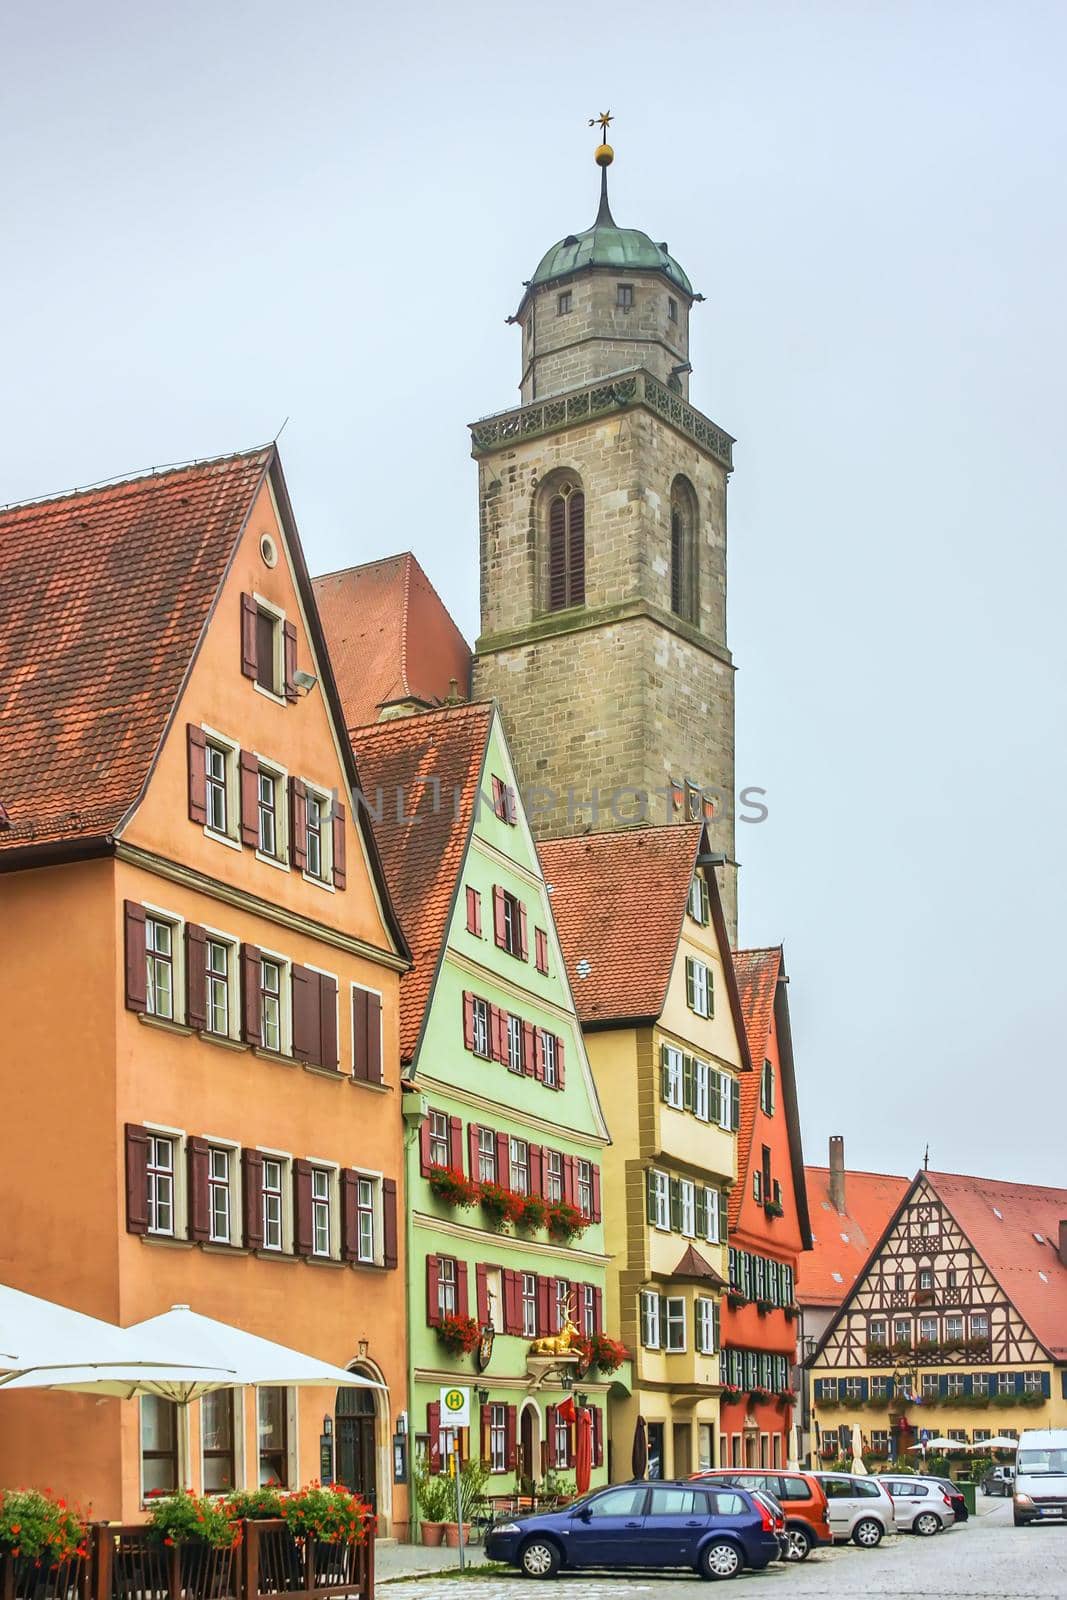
[484,1479,782,1581]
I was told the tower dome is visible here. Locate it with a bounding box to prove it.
[527,186,693,299]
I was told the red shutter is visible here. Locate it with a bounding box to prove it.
[186,724,207,824]
[568,492,586,605]
[185,923,207,1030]
[505,786,518,825]
[332,800,347,890]
[529,1144,544,1198]
[476,1263,490,1325]
[491,776,505,819]
[467,1123,480,1180]
[239,751,259,848]
[481,1402,492,1464]
[341,1169,359,1261]
[568,1414,577,1469]
[456,1259,470,1317]
[503,1269,520,1335]
[419,1117,432,1177]
[123,901,147,1012]
[448,1115,464,1172]
[522,1020,537,1076]
[537,1276,553,1336]
[518,903,528,961]
[462,992,476,1051]
[493,886,506,948]
[593,1286,604,1334]
[187,1137,211,1241]
[283,620,298,702]
[241,944,262,1045]
[428,1402,442,1474]
[242,1149,265,1250]
[592,1406,603,1467]
[545,1404,558,1466]
[535,928,548,974]
[505,1405,517,1471]
[487,1004,500,1062]
[495,1131,510,1185]
[351,988,369,1080]
[318,974,338,1069]
[382,1177,398,1269]
[426,1256,441,1326]
[240,593,258,678]
[293,1159,314,1255]
[291,963,318,1064]
[534,1029,545,1083]
[124,1123,150,1235]
[591,1164,602,1222]
[556,1036,566,1089]
[466,886,481,935]
[290,779,308,872]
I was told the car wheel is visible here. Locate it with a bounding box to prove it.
[699,1538,743,1580]
[785,1525,813,1561]
[852,1517,883,1548]
[519,1538,560,1579]
[913,1512,941,1537]
[1013,1513,1032,1528]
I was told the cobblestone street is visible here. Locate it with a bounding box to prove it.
[379,1501,1066,1598]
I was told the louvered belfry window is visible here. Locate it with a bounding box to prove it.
[548,482,585,611]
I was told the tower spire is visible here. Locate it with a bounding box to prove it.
[588,110,615,226]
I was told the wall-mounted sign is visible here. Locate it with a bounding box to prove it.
[440,1385,471,1428]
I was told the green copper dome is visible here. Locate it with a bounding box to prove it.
[527,171,693,298]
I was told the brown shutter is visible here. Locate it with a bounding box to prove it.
[593,1286,604,1334]
[568,492,585,605]
[546,1404,558,1467]
[382,1177,398,1269]
[517,902,528,961]
[491,776,505,819]
[495,1131,510,1185]
[426,1255,441,1326]
[291,964,318,1064]
[351,988,369,1081]
[240,593,258,678]
[529,1143,544,1198]
[462,991,476,1051]
[591,1164,602,1222]
[456,1260,469,1317]
[419,1116,432,1177]
[364,990,382,1082]
[185,923,207,1030]
[448,1115,463,1172]
[318,973,339,1069]
[505,1404,517,1471]
[123,901,147,1012]
[535,928,548,974]
[467,1122,480,1180]
[283,621,298,702]
[476,1263,490,1325]
[556,1036,566,1090]
[241,944,262,1045]
[290,779,308,872]
[522,1020,537,1076]
[341,1168,359,1261]
[242,1149,265,1249]
[332,800,347,889]
[466,886,481,936]
[428,1402,442,1474]
[293,1159,314,1255]
[186,724,208,824]
[548,495,567,609]
[187,1137,211,1241]
[537,1276,553,1336]
[239,751,259,848]
[124,1123,150,1235]
[493,886,506,948]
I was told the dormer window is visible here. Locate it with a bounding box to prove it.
[557,291,572,315]
[240,592,296,702]
[616,284,634,309]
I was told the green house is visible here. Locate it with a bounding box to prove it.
[353,703,620,1510]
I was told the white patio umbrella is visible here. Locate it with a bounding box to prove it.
[907,1437,958,1451]
[966,1436,1018,1452]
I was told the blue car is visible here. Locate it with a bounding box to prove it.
[484,1479,782,1580]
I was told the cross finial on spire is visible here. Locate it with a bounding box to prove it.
[588,111,616,225]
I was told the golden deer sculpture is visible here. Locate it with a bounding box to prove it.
[529,1296,582,1358]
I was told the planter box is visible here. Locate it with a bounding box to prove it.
[1,1552,89,1600]
[88,1519,372,1600]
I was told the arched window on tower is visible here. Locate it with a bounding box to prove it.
[670,476,700,626]
[547,480,585,611]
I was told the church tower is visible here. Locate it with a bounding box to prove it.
[471,126,738,937]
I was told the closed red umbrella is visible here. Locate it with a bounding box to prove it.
[575,1407,593,1495]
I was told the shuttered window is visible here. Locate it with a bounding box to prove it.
[145,917,177,1020]
[351,986,383,1082]
[260,1155,286,1252]
[547,482,586,611]
[147,1134,176,1236]
[259,958,286,1053]
[685,957,713,1018]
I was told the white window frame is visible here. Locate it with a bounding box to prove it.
[945,1373,965,1397]
[521,1273,538,1338]
[650,1169,670,1231]
[918,1315,938,1343]
[641,1290,661,1349]
[944,1314,964,1342]
[254,756,289,869]
[680,1179,696,1239]
[577,1158,593,1217]
[489,1403,508,1472]
[545,1149,563,1204]
[201,725,241,850]
[355,1173,377,1264]
[301,781,334,889]
[705,1185,720,1244]
[201,927,239,1041]
[510,1137,529,1196]
[688,875,709,925]
[258,1148,293,1254]
[717,1074,735,1133]
[251,593,286,705]
[471,997,490,1058]
[688,958,712,1018]
[581,1283,595,1337]
[760,1059,775,1115]
[144,908,183,1024]
[662,1045,683,1108]
[552,1406,570,1469]
[696,1296,716,1355]
[665,1296,687,1353]
[478,1126,497,1184]
[541,1031,558,1088]
[693,1058,710,1122]
[204,1141,240,1246]
[428,1110,450,1169]
[554,1278,569,1334]
[147,1132,177,1236]
[258,949,292,1056]
[438,1255,458,1319]
[970,1312,990,1340]
[307,1160,340,1259]
[506,1013,523,1074]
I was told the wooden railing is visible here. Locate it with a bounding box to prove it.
[0,1552,90,1600]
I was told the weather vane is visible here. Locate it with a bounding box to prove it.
[588,111,613,138]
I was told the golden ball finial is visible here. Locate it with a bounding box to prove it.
[595,142,614,167]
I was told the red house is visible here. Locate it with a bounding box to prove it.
[720,948,812,1467]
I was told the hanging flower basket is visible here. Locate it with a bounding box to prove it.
[755,1299,774,1316]
[517,1194,548,1231]
[478,1182,525,1228]
[776,1389,796,1408]
[749,1387,773,1405]
[546,1200,586,1242]
[726,1292,748,1310]
[436,1315,481,1356]
[720,1384,743,1404]
[428,1166,477,1208]
[783,1304,800,1321]
[763,1200,784,1218]
[590,1333,628,1373]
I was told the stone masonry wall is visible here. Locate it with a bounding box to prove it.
[518,270,692,403]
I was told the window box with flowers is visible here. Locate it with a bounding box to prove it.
[516,1194,548,1232]
[428,1166,477,1208]
[763,1199,784,1219]
[590,1333,628,1374]
[816,1396,840,1411]
[546,1200,586,1243]
[783,1304,800,1321]
[720,1384,743,1404]
[478,1182,525,1229]
[726,1292,748,1311]
[436,1314,481,1357]
[776,1389,796,1408]
[749,1386,773,1405]
[755,1299,773,1316]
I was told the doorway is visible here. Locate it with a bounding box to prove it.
[672,1422,692,1479]
[646,1422,665,1480]
[519,1401,542,1491]
[336,1386,377,1509]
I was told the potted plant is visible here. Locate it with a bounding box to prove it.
[412,1467,452,1547]
[720,1383,743,1404]
[726,1291,748,1310]
[517,1193,548,1232]
[763,1199,784,1218]
[546,1199,586,1242]
[147,1490,240,1551]
[428,1166,477,1208]
[590,1333,628,1373]
[443,1458,489,1547]
[281,1484,373,1560]
[0,1488,89,1570]
[478,1181,524,1228]
[755,1298,773,1315]
[436,1314,481,1357]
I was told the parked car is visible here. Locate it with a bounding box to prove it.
[692,1468,832,1561]
[874,1475,957,1535]
[927,1476,968,1523]
[813,1472,896,1546]
[981,1464,1015,1497]
[1013,1429,1067,1526]
[484,1479,783,1580]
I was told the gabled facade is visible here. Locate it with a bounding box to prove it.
[539,824,751,1480]
[345,704,615,1502]
[723,948,812,1469]
[0,448,410,1526]
[809,1169,1067,1468]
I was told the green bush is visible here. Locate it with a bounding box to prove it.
[0,1489,89,1563]
[412,1464,454,1524]
[146,1490,239,1550]
[224,1488,285,1520]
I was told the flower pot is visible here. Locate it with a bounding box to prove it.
[442,1523,472,1547]
[420,1522,446,1547]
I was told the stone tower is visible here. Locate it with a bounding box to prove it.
[471,134,738,937]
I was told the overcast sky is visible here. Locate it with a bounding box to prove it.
[3,2,1064,1186]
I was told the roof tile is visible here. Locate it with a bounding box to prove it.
[798,1165,909,1306]
[730,947,782,1229]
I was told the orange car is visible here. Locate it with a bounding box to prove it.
[691,1469,832,1561]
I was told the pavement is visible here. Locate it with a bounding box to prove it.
[375,1494,1066,1597]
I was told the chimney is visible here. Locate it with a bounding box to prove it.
[1059,1219,1067,1270]
[828,1135,846,1214]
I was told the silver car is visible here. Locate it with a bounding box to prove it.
[814,1472,896,1547]
[876,1475,957,1536]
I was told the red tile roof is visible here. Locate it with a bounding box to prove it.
[351,703,493,1061]
[313,553,471,730]
[798,1165,910,1307]
[731,948,781,1229]
[925,1170,1067,1361]
[536,825,705,1024]
[0,449,273,856]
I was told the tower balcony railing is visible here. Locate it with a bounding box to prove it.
[469,368,734,470]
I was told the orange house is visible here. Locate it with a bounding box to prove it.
[0,447,411,1531]
[720,948,812,1468]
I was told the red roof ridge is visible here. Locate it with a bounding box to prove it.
[925,1169,1067,1197]
[0,443,273,517]
[352,699,495,739]
[313,551,415,583]
[805,1164,910,1183]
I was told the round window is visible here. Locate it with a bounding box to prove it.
[260,533,278,568]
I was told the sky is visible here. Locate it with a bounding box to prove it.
[2,1,1065,1186]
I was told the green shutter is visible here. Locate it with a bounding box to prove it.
[1042,1371,1052,1398]
[712,1299,720,1353]
[685,957,695,1009]
[729,1079,739,1131]
[708,966,715,1017]
[646,1170,658,1224]
[695,1187,708,1238]
[718,1190,729,1244]
[670,1177,683,1232]
[709,1069,722,1123]
[682,1054,695,1111]
[660,1044,672,1103]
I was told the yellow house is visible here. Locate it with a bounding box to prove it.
[539,823,751,1479]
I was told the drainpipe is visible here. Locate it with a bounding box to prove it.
[402,1087,428,1543]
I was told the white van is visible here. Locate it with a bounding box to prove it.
[1014,1430,1067,1526]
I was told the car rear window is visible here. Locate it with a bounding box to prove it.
[649,1488,706,1516]
[707,1492,746,1516]
[855,1479,884,1497]
[780,1476,810,1500]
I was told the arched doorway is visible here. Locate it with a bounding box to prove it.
[336,1385,377,1510]
[519,1400,542,1491]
